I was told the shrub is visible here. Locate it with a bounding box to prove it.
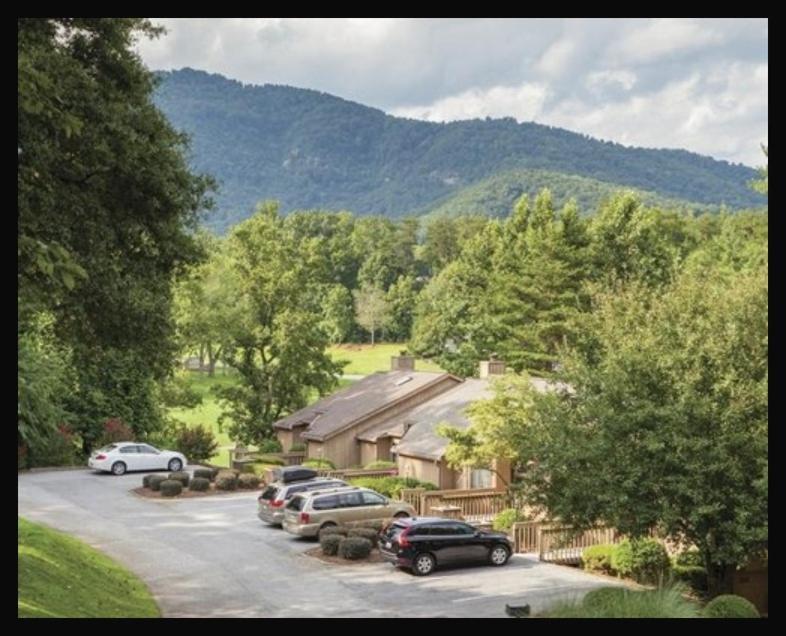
[674,549,704,568]
[356,519,386,531]
[363,460,396,470]
[95,418,134,447]
[338,537,373,560]
[347,476,437,499]
[582,587,627,609]
[142,474,154,488]
[492,508,523,533]
[18,444,29,471]
[542,584,700,618]
[159,373,202,409]
[173,425,218,463]
[149,475,168,492]
[612,539,670,583]
[257,438,283,454]
[289,442,306,452]
[582,545,616,575]
[319,525,349,538]
[303,458,335,469]
[215,471,238,491]
[160,479,183,497]
[348,528,379,547]
[702,595,759,618]
[190,477,211,492]
[253,454,285,466]
[168,471,190,488]
[672,565,708,591]
[29,424,81,467]
[320,534,342,556]
[193,468,216,481]
[238,474,261,489]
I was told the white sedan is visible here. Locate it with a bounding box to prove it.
[88,442,187,475]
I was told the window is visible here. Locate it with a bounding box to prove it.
[470,468,493,489]
[337,492,364,508]
[313,495,339,511]
[261,486,279,501]
[119,446,139,454]
[96,444,118,453]
[449,523,475,535]
[362,492,386,506]
[428,525,454,536]
[138,445,159,454]
[286,496,305,511]
[286,485,307,499]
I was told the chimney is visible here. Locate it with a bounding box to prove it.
[479,354,506,378]
[391,350,415,372]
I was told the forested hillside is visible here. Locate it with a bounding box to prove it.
[154,68,765,231]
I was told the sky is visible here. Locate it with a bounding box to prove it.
[136,18,768,167]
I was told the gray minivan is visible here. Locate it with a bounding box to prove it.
[257,478,348,525]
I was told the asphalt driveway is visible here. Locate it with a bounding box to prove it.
[18,469,625,618]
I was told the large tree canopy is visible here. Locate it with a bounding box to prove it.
[18,18,213,449]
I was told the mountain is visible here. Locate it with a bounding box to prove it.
[419,169,721,220]
[153,68,765,231]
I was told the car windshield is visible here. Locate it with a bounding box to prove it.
[286,496,305,512]
[96,444,118,453]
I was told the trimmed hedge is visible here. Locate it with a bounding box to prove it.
[215,471,238,491]
[348,528,379,547]
[319,525,349,539]
[612,539,670,584]
[702,595,759,618]
[238,474,261,489]
[160,480,182,497]
[193,468,216,481]
[149,475,168,492]
[190,477,211,492]
[168,471,190,488]
[320,534,342,556]
[582,545,616,575]
[338,537,373,560]
[356,519,386,532]
[142,474,154,488]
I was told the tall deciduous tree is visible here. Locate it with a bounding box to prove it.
[216,202,344,445]
[353,284,391,345]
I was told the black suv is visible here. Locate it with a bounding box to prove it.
[378,517,512,576]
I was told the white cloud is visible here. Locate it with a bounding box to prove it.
[586,70,637,92]
[606,18,725,65]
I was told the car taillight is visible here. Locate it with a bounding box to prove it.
[300,512,310,523]
[398,528,411,548]
[95,454,107,460]
[270,499,284,508]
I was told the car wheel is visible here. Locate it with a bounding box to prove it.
[111,461,127,476]
[318,522,337,537]
[489,544,510,566]
[394,511,409,518]
[412,553,436,576]
[168,458,183,472]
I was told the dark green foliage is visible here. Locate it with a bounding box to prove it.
[160,480,182,497]
[672,565,709,592]
[363,460,397,470]
[348,528,379,547]
[149,475,167,492]
[289,443,306,453]
[356,519,386,531]
[675,549,704,568]
[611,539,671,584]
[302,458,336,469]
[173,424,218,463]
[215,471,238,491]
[702,594,759,618]
[320,534,342,556]
[347,477,437,499]
[338,536,373,560]
[319,525,349,538]
[142,475,154,489]
[541,584,700,618]
[189,477,211,492]
[253,455,285,466]
[581,545,616,575]
[158,374,203,409]
[27,425,81,468]
[193,468,216,481]
[167,472,190,488]
[153,69,763,232]
[582,587,627,609]
[257,438,283,454]
[238,474,261,489]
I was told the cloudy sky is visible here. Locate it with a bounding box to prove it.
[136,18,768,167]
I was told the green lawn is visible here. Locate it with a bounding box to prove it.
[169,371,354,467]
[328,343,444,375]
[18,517,160,618]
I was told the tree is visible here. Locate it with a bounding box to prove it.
[18,19,214,451]
[749,144,768,195]
[216,202,345,445]
[320,284,355,344]
[353,284,391,345]
[454,265,767,595]
[385,274,418,342]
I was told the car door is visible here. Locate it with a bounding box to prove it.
[360,491,388,520]
[447,522,489,563]
[136,444,163,470]
[426,524,459,563]
[117,445,141,471]
[335,491,364,523]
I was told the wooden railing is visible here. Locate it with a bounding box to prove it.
[318,467,399,480]
[511,521,543,553]
[510,521,623,563]
[399,487,507,521]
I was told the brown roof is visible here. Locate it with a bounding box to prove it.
[273,371,459,442]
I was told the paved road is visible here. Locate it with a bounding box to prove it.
[18,469,625,618]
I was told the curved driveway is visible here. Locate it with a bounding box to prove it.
[18,469,623,618]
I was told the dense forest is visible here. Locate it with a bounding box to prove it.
[153,68,765,231]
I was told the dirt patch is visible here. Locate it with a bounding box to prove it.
[304,546,389,566]
[132,484,262,499]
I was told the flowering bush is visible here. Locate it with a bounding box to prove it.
[96,418,134,447]
[174,424,219,462]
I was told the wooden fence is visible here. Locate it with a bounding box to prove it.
[510,521,623,564]
[317,467,399,480]
[400,487,508,522]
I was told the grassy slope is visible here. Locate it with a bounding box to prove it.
[18,517,159,618]
[328,343,444,374]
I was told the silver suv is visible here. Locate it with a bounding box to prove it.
[257,478,348,525]
[282,486,415,537]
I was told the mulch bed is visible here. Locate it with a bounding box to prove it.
[132,484,262,499]
[304,546,388,566]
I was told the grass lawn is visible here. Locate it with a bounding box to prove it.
[328,343,444,375]
[18,517,159,618]
[169,371,354,467]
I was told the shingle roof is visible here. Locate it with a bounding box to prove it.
[273,371,457,441]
